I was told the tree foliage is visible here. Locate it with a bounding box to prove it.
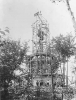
[0,39,28,100]
[50,34,75,100]
[51,34,75,59]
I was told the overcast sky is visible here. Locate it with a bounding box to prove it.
[0,0,76,82]
[0,0,76,41]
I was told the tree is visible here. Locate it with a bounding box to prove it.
[51,34,74,79]
[0,39,28,100]
[50,34,75,100]
[0,27,10,100]
[8,71,29,100]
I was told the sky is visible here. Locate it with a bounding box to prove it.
[0,0,76,40]
[0,0,76,84]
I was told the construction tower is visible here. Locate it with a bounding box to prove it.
[26,12,59,100]
[32,12,50,54]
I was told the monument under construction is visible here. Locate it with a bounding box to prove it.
[26,12,60,99]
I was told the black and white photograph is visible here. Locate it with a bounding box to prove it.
[0,0,76,100]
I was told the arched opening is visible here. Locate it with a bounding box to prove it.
[46,82,49,86]
[36,81,39,86]
[40,81,44,86]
